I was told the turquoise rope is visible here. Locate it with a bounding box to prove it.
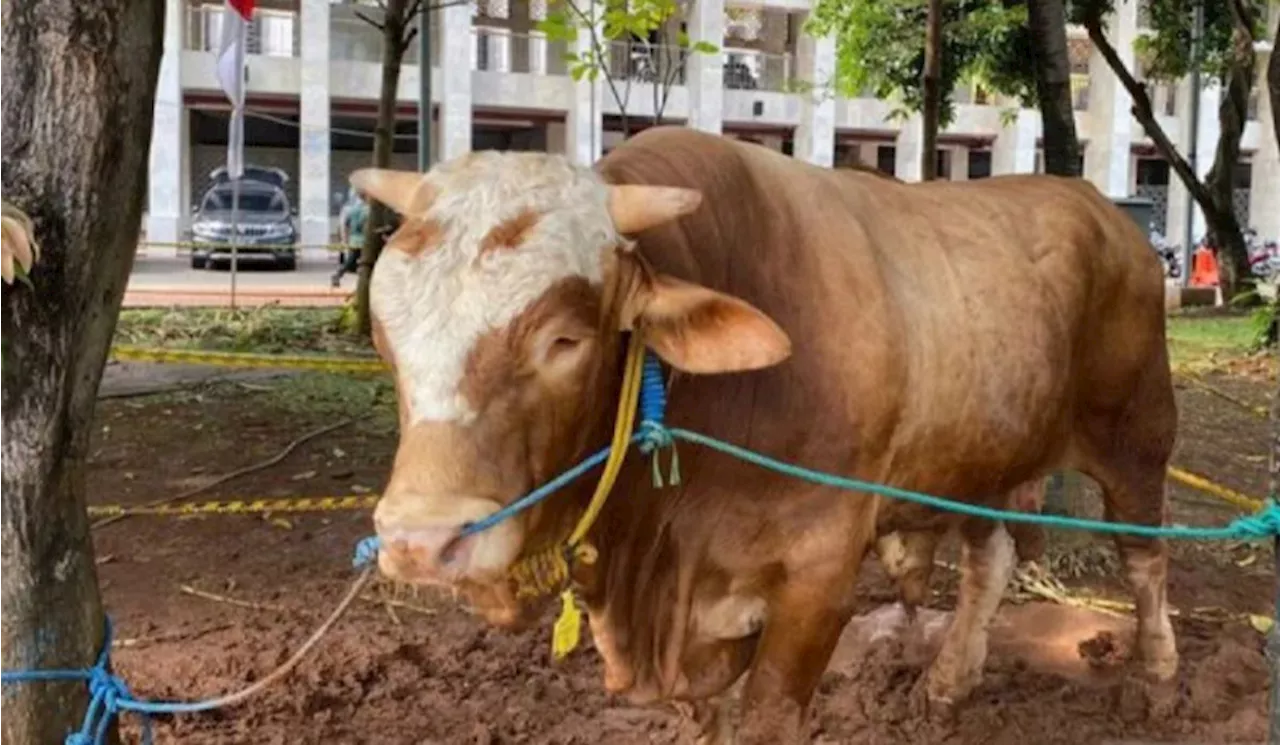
[666,428,1280,541]
[353,352,1280,572]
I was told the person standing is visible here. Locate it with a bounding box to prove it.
[332,187,369,288]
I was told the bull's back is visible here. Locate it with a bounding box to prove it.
[600,128,1166,497]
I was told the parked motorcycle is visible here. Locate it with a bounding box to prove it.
[1148,227,1182,280]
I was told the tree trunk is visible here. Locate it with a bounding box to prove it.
[1203,1,1256,300]
[920,0,942,181]
[355,0,411,338]
[1084,13,1250,300]
[1027,0,1081,176]
[1268,14,1279,176]
[1,1,164,743]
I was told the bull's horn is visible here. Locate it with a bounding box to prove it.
[350,169,437,217]
[607,185,703,234]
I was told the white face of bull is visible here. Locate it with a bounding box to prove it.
[356,151,792,625]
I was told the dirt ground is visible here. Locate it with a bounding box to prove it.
[85,355,1276,744]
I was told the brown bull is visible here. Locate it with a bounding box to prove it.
[356,127,1177,744]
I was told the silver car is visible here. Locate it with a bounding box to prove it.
[189,166,299,270]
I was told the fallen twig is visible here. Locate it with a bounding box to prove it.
[180,584,291,613]
[92,416,360,529]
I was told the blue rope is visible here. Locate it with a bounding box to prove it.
[353,350,1280,568]
[1,618,153,745]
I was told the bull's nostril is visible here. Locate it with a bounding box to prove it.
[438,532,466,565]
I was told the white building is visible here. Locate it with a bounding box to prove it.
[147,0,1278,250]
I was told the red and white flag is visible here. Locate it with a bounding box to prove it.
[216,0,255,179]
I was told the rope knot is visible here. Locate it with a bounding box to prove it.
[353,536,381,568]
[1228,503,1280,539]
[87,668,131,711]
[637,419,673,453]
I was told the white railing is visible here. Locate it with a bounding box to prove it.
[185,4,298,57]
[605,41,688,86]
[721,47,792,93]
[472,27,570,75]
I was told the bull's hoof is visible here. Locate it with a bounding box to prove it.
[907,673,960,727]
[1115,672,1179,722]
[1138,646,1179,684]
[923,659,982,717]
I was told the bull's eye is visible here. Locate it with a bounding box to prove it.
[550,337,583,355]
[534,328,593,372]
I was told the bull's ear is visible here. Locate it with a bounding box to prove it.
[623,271,791,374]
[349,169,437,216]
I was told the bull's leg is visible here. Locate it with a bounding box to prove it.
[1093,471,1178,682]
[690,695,735,745]
[1077,352,1179,683]
[736,584,853,745]
[925,519,1015,709]
[876,530,942,621]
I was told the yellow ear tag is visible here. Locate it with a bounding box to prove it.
[551,588,583,661]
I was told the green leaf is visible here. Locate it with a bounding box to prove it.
[691,41,718,54]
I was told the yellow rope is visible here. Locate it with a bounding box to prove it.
[502,333,647,659]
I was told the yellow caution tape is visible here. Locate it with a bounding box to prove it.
[110,345,388,374]
[1166,466,1265,513]
[87,495,379,518]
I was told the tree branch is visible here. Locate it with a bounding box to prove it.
[1083,15,1218,217]
[354,9,385,30]
[423,0,472,11]
[562,0,630,124]
[398,25,420,55]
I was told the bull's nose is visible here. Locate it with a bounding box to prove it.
[374,518,475,584]
[372,494,523,586]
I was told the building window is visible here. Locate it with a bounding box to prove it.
[1234,161,1252,190]
[1135,157,1169,186]
[968,150,992,179]
[935,149,952,180]
[876,145,896,175]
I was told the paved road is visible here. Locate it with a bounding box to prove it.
[126,249,353,307]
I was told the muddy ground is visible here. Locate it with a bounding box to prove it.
[86,353,1275,744]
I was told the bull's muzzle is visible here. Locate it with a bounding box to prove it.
[373,493,523,587]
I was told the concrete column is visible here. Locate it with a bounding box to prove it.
[685,0,724,133]
[793,20,835,167]
[528,0,548,74]
[1083,0,1137,196]
[439,1,474,160]
[1249,27,1279,243]
[299,0,331,247]
[484,0,513,72]
[951,147,970,181]
[146,0,187,247]
[895,116,924,181]
[1166,78,1221,248]
[565,0,602,164]
[992,109,1039,175]
[490,29,513,73]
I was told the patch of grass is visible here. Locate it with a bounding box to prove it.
[115,307,374,357]
[257,372,396,426]
[1167,313,1258,372]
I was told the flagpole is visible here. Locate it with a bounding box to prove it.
[217,0,253,310]
[229,150,241,310]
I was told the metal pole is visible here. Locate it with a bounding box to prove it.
[1182,0,1204,286]
[229,169,241,311]
[418,4,432,172]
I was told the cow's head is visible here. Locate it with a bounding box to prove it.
[357,151,791,625]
